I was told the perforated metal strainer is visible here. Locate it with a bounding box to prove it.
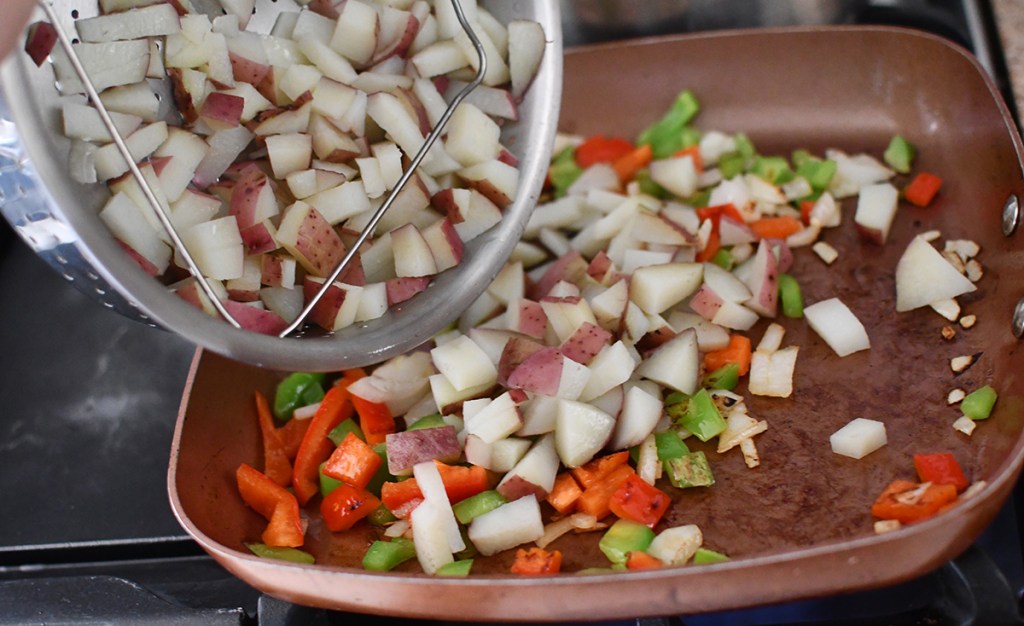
[0,0,561,371]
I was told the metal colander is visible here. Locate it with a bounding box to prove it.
[0,0,562,371]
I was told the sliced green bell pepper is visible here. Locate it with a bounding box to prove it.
[273,372,326,422]
[654,431,689,462]
[693,547,730,565]
[750,155,794,184]
[407,414,446,431]
[665,451,715,489]
[598,519,656,565]
[550,146,582,197]
[452,490,508,524]
[246,543,316,564]
[327,418,365,445]
[637,90,701,159]
[711,248,734,270]
[675,388,727,442]
[778,273,804,319]
[362,538,417,572]
[962,385,997,420]
[795,156,837,191]
[884,134,916,174]
[703,363,740,391]
[436,559,474,577]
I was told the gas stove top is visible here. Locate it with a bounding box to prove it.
[1,1,1022,624]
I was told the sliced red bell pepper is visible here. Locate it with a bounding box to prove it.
[254,391,292,487]
[695,228,721,263]
[575,135,634,168]
[913,453,969,492]
[322,431,382,489]
[279,415,311,460]
[800,199,816,224]
[870,479,959,524]
[320,481,381,532]
[291,377,359,505]
[510,547,563,575]
[609,474,672,527]
[351,394,396,446]
[904,172,943,207]
[696,203,744,229]
[236,463,304,547]
[381,478,424,515]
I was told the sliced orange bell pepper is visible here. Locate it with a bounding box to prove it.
[510,547,563,575]
[695,228,721,263]
[904,172,943,207]
[571,451,630,489]
[351,395,396,446]
[436,462,491,504]
[236,463,304,547]
[913,453,969,492]
[254,391,292,487]
[626,550,664,570]
[322,431,382,489]
[576,464,636,519]
[673,145,704,173]
[291,376,359,505]
[703,334,752,376]
[749,215,803,240]
[612,144,653,183]
[546,472,583,515]
[381,478,423,516]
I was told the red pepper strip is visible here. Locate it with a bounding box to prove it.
[381,478,423,515]
[626,551,664,570]
[291,379,357,505]
[904,172,943,207]
[612,144,653,183]
[236,463,304,547]
[695,228,721,263]
[800,200,816,225]
[571,451,630,489]
[703,334,752,376]
[510,547,562,575]
[380,462,491,514]
[695,203,744,229]
[254,391,292,487]
[609,474,672,527]
[870,479,959,524]
[673,145,704,173]
[351,395,396,446]
[575,135,634,168]
[320,482,381,532]
[436,462,492,504]
[913,453,969,492]
[546,472,583,515]
[322,431,382,489]
[749,215,803,240]
[576,465,636,519]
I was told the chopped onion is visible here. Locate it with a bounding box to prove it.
[291,402,321,420]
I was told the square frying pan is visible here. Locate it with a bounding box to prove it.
[169,26,1024,621]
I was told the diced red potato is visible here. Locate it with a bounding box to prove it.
[559,322,611,365]
[276,202,346,277]
[385,426,462,475]
[25,21,58,67]
[302,276,361,331]
[199,92,245,128]
[220,299,289,335]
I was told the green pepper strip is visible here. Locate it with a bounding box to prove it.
[637,90,701,159]
[654,431,689,462]
[778,274,804,319]
[436,559,474,577]
[796,157,837,191]
[703,363,740,391]
[273,372,326,422]
[550,146,582,197]
[328,417,365,445]
[676,389,727,442]
[693,547,730,565]
[452,490,508,524]
[407,414,446,431]
[962,385,998,420]
[246,543,316,564]
[884,134,916,174]
[363,538,417,572]
[598,519,655,565]
[711,248,734,271]
[665,451,715,489]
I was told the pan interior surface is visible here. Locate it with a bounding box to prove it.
[169,27,1024,621]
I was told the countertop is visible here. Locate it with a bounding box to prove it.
[993,0,1024,112]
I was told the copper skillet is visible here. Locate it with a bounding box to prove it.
[169,26,1024,621]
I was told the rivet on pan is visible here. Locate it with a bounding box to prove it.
[1002,194,1020,236]
[1013,299,1024,338]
